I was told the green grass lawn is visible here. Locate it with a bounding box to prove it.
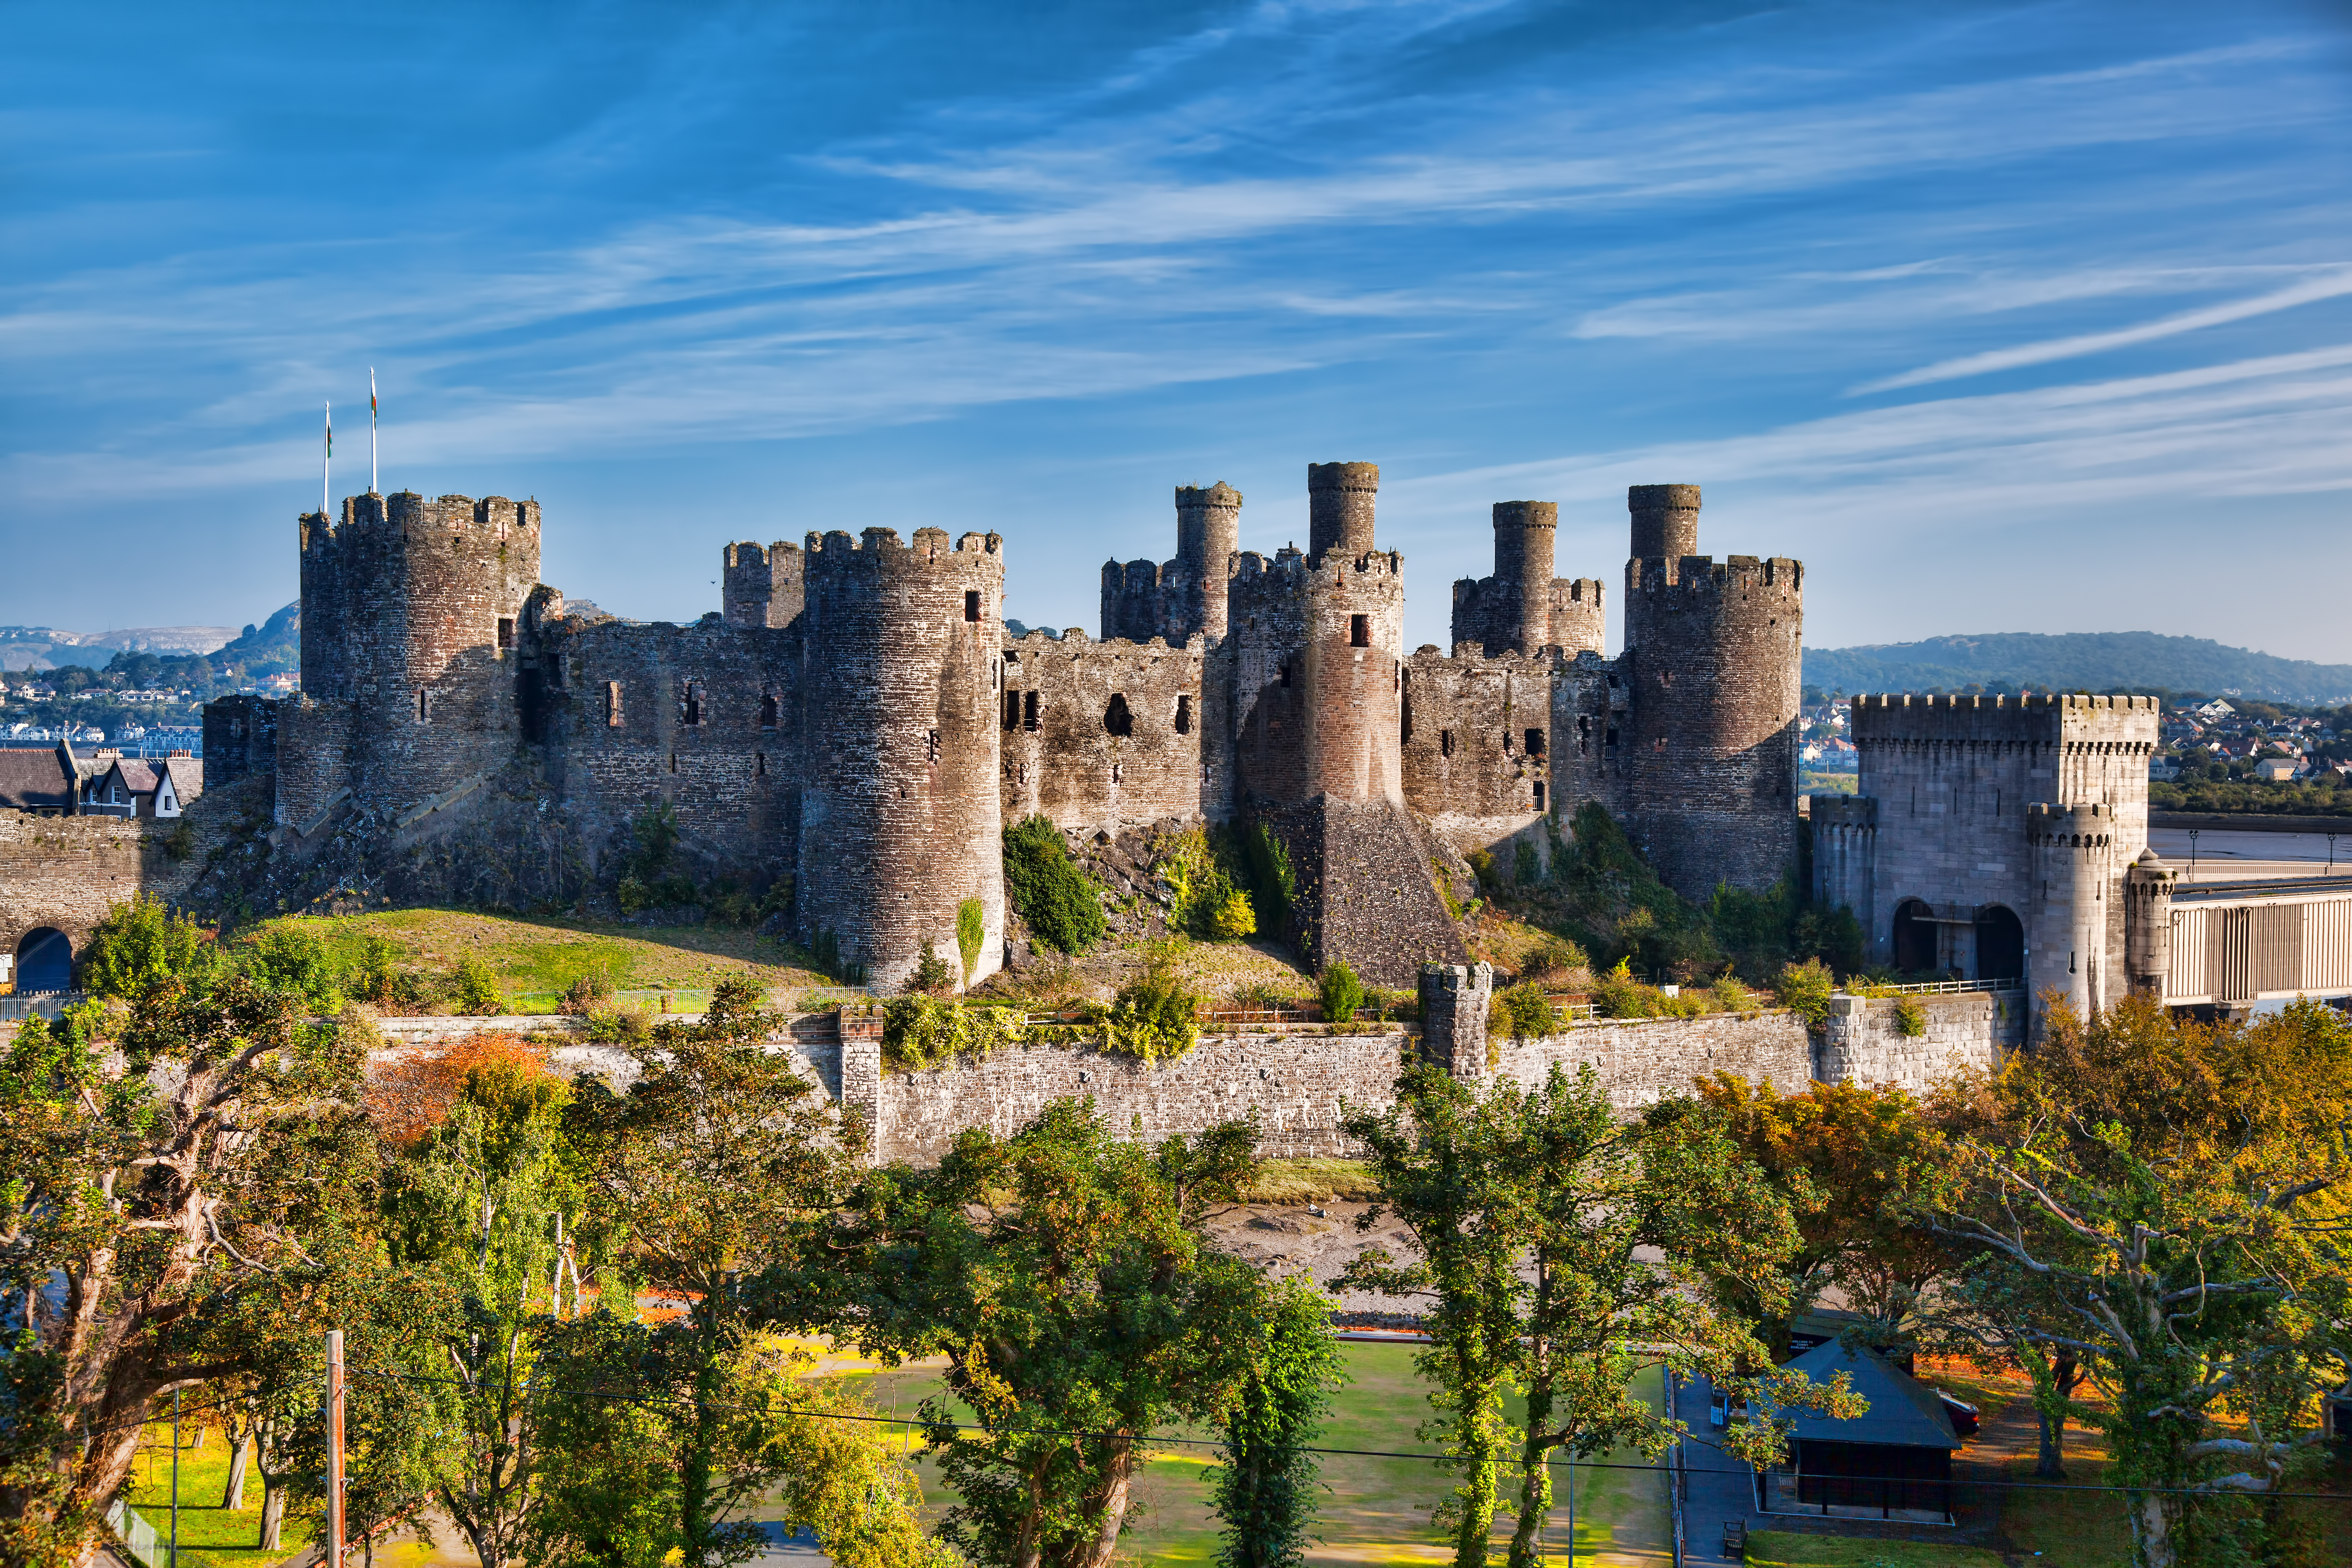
[121,1422,311,1568]
[825,1341,1670,1565]
[1741,1534,2005,1568]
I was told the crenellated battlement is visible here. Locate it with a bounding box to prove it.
[1630,554,1804,595]
[803,525,1004,576]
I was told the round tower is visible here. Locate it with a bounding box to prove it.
[1302,548,1408,805]
[1491,500,1558,655]
[2029,803,2114,1023]
[1307,462,1379,565]
[1619,547,1805,898]
[797,525,1006,993]
[1628,483,1700,564]
[1174,482,1243,642]
[2124,846,2177,998]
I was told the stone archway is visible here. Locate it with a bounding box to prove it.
[1891,899,1936,975]
[1974,905,2024,983]
[14,926,73,993]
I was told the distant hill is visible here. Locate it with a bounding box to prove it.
[211,603,300,675]
[1803,632,2352,707]
[0,622,238,671]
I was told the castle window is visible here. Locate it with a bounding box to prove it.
[1350,614,1369,647]
[670,753,678,774]
[1174,694,1193,734]
[1525,727,1545,758]
[416,687,430,722]
[1103,694,1134,738]
[1440,730,1454,758]
[756,752,767,777]
[1024,691,1040,731]
[606,681,623,727]
[1534,781,1546,810]
[498,617,514,650]
[761,694,779,730]
[1400,696,1412,745]
[1605,726,1618,747]
[682,681,704,726]
[1578,716,1591,754]
[928,729,940,762]
[1279,664,1292,689]
[1003,691,1020,730]
[1112,763,1122,784]
[1502,730,1512,756]
[965,590,981,624]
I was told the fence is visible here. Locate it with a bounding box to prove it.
[1,990,85,1022]
[105,1498,161,1567]
[1845,978,2025,997]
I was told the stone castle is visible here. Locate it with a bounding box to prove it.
[194,464,1819,993]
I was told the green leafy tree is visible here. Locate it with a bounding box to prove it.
[234,921,343,1011]
[1920,996,2352,1568]
[1317,961,1366,1025]
[840,1101,1263,1567]
[567,976,868,1566]
[1340,1061,1860,1568]
[1209,1277,1344,1568]
[0,980,379,1567]
[78,894,216,1001]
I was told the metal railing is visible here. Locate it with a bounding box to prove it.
[1844,977,2024,997]
[1,990,86,1022]
[106,1498,161,1567]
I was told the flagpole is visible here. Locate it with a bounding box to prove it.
[369,368,379,494]
[323,400,332,517]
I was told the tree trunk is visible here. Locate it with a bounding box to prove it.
[1075,1436,1138,1568]
[259,1477,286,1551]
[2032,1349,2081,1480]
[1506,1361,1557,1568]
[2131,1488,2179,1568]
[223,1434,251,1511]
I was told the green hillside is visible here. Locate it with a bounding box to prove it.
[1804,632,2352,706]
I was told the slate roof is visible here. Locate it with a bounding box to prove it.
[0,747,75,811]
[1768,1340,1961,1450]
[161,756,203,801]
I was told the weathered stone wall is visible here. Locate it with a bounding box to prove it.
[202,696,280,789]
[1272,795,1471,987]
[721,540,807,631]
[797,526,1006,991]
[873,1031,1410,1165]
[1401,646,1555,844]
[0,786,248,966]
[1488,1010,1813,1112]
[998,630,1208,833]
[1815,989,2023,1093]
[1449,500,1604,658]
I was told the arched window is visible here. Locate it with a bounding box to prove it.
[760,694,779,730]
[1174,694,1193,735]
[1103,694,1134,738]
[1892,899,1937,974]
[1975,905,2024,982]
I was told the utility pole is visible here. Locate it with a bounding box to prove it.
[170,1387,180,1568]
[326,1330,346,1568]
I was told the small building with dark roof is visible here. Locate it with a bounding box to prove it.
[1765,1341,1965,1524]
[0,744,80,816]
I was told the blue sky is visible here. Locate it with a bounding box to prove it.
[4,1,2348,659]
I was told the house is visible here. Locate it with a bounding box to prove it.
[2150,756,2182,782]
[2254,757,2303,783]
[0,742,80,815]
[79,753,204,818]
[1763,1341,1966,1523]
[2196,699,2237,721]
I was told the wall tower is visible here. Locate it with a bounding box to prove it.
[797,526,1006,991]
[1449,500,1606,656]
[1306,462,1379,565]
[723,541,807,630]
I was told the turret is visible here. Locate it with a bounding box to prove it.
[797,526,1006,993]
[723,541,806,630]
[1306,462,1378,565]
[1628,483,1700,565]
[1449,500,1607,656]
[2028,802,2115,1023]
[1173,482,1242,642]
[2125,847,2177,998]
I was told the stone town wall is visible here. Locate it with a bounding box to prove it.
[998,630,1210,833]
[1814,989,2023,1094]
[1488,1010,1814,1113]
[872,1031,1410,1165]
[0,787,247,963]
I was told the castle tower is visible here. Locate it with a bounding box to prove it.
[797,525,1006,993]
[2029,802,2115,1022]
[1306,462,1378,565]
[723,541,806,630]
[1173,482,1243,643]
[280,491,542,829]
[1628,483,1700,562]
[1449,500,1607,656]
[2125,847,2177,998]
[1619,484,1804,898]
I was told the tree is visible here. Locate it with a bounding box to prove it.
[1921,996,2352,1568]
[841,1100,1263,1568]
[232,922,343,1011]
[1340,1061,1861,1568]
[0,981,381,1568]
[567,975,867,1566]
[1696,1074,1956,1359]
[78,895,216,1002]
[1208,1276,1343,1568]
[1002,815,1106,954]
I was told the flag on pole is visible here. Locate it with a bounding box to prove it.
[323,400,333,517]
[369,368,379,493]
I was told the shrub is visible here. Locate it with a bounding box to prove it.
[1493,980,1563,1038]
[1707,974,1756,1013]
[910,942,956,996]
[448,954,505,1016]
[1318,961,1367,1026]
[560,970,616,1015]
[883,996,1026,1072]
[1774,957,1836,1029]
[957,898,986,982]
[1242,821,1296,934]
[350,934,431,1012]
[1465,847,1501,896]
[585,1003,652,1044]
[1521,936,1589,983]
[1003,815,1107,955]
[1106,966,1204,1062]
[1210,891,1257,940]
[1513,840,1542,885]
[237,922,340,1010]
[80,894,214,1001]
[1893,996,1927,1037]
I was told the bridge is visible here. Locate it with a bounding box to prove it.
[2162,873,2352,1011]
